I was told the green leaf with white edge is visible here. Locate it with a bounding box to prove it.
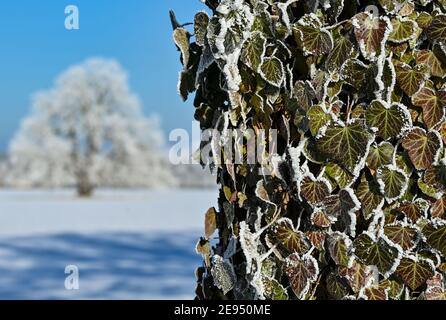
[340,59,368,89]
[377,165,409,202]
[307,105,332,136]
[325,34,357,72]
[365,100,412,140]
[284,253,319,299]
[316,121,374,175]
[383,222,419,250]
[412,87,446,129]
[321,188,360,236]
[339,260,374,294]
[395,63,429,96]
[416,11,433,29]
[356,174,385,220]
[422,221,446,256]
[296,24,333,56]
[396,256,435,290]
[395,199,429,224]
[424,163,446,192]
[353,233,401,277]
[260,57,284,87]
[324,162,355,189]
[427,14,446,42]
[300,175,331,205]
[262,276,289,300]
[326,272,350,299]
[389,17,416,43]
[431,197,446,219]
[241,31,266,72]
[366,142,394,170]
[293,80,316,111]
[269,218,311,256]
[401,127,441,170]
[416,48,446,78]
[326,232,352,267]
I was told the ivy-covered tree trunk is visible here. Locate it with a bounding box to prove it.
[174,0,446,300]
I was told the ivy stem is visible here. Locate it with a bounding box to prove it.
[346,95,352,123]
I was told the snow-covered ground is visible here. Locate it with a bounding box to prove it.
[0,189,217,299]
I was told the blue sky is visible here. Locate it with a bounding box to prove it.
[0,0,206,151]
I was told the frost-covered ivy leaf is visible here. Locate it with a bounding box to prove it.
[324,163,354,189]
[412,87,446,129]
[269,218,311,255]
[395,63,429,96]
[340,59,367,89]
[284,253,319,299]
[378,0,407,14]
[322,188,360,236]
[306,230,326,250]
[356,175,384,220]
[401,127,441,170]
[377,165,408,202]
[389,17,416,43]
[307,105,331,136]
[416,48,446,78]
[211,255,236,295]
[339,260,374,294]
[326,272,350,299]
[379,279,404,299]
[262,276,289,300]
[431,197,446,219]
[427,14,446,42]
[241,31,266,72]
[326,35,356,72]
[395,200,428,224]
[365,100,412,140]
[384,222,418,250]
[422,222,446,256]
[366,142,394,170]
[293,81,316,111]
[295,24,333,56]
[316,121,374,175]
[300,176,330,205]
[440,122,446,144]
[424,164,446,192]
[326,232,352,267]
[352,12,391,60]
[416,11,433,29]
[353,233,401,277]
[363,285,388,300]
[194,12,209,46]
[173,28,190,68]
[260,57,284,87]
[205,207,217,239]
[311,209,333,228]
[382,57,396,102]
[396,256,435,290]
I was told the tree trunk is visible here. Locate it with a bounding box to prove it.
[76,169,94,197]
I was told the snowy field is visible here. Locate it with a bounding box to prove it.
[0,189,217,299]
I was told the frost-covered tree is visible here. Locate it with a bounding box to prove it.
[175,0,446,300]
[6,58,177,196]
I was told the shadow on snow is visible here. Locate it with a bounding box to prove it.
[0,231,201,299]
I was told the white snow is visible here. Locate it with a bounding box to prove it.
[0,189,218,299]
